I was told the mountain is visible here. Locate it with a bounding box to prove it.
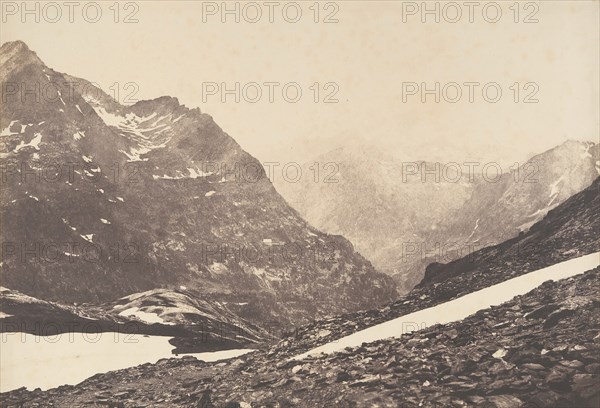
[276,141,600,293]
[266,176,600,356]
[4,181,598,405]
[274,144,474,292]
[0,40,396,329]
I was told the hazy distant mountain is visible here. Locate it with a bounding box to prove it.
[276,141,600,293]
[0,41,396,328]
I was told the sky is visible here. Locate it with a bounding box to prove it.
[1,0,598,166]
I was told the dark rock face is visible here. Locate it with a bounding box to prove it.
[0,41,396,327]
[3,268,598,407]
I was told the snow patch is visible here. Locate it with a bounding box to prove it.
[466,218,480,241]
[118,307,170,325]
[90,106,175,162]
[153,168,213,180]
[580,143,593,159]
[13,133,42,152]
[209,262,228,274]
[188,168,212,179]
[57,90,66,106]
[292,252,600,360]
[73,131,86,141]
[0,120,19,136]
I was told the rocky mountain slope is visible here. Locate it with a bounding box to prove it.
[0,40,396,328]
[276,142,600,293]
[3,266,598,407]
[3,175,598,408]
[274,145,473,292]
[265,176,600,356]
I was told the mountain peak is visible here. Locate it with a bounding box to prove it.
[561,139,596,148]
[0,40,44,71]
[1,40,30,53]
[544,138,597,158]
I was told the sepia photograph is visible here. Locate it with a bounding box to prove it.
[0,1,599,407]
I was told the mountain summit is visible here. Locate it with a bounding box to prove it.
[0,41,397,327]
[0,40,44,72]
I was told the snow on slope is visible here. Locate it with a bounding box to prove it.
[293,251,599,360]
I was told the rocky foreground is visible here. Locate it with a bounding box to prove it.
[2,267,599,407]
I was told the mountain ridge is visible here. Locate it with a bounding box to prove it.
[276,138,600,293]
[0,40,397,329]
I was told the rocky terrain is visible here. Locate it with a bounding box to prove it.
[2,266,598,407]
[275,141,600,293]
[2,176,598,406]
[261,175,600,356]
[0,40,396,329]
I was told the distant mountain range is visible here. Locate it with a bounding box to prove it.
[0,40,396,331]
[276,141,600,293]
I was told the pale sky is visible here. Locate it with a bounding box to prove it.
[2,1,598,166]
